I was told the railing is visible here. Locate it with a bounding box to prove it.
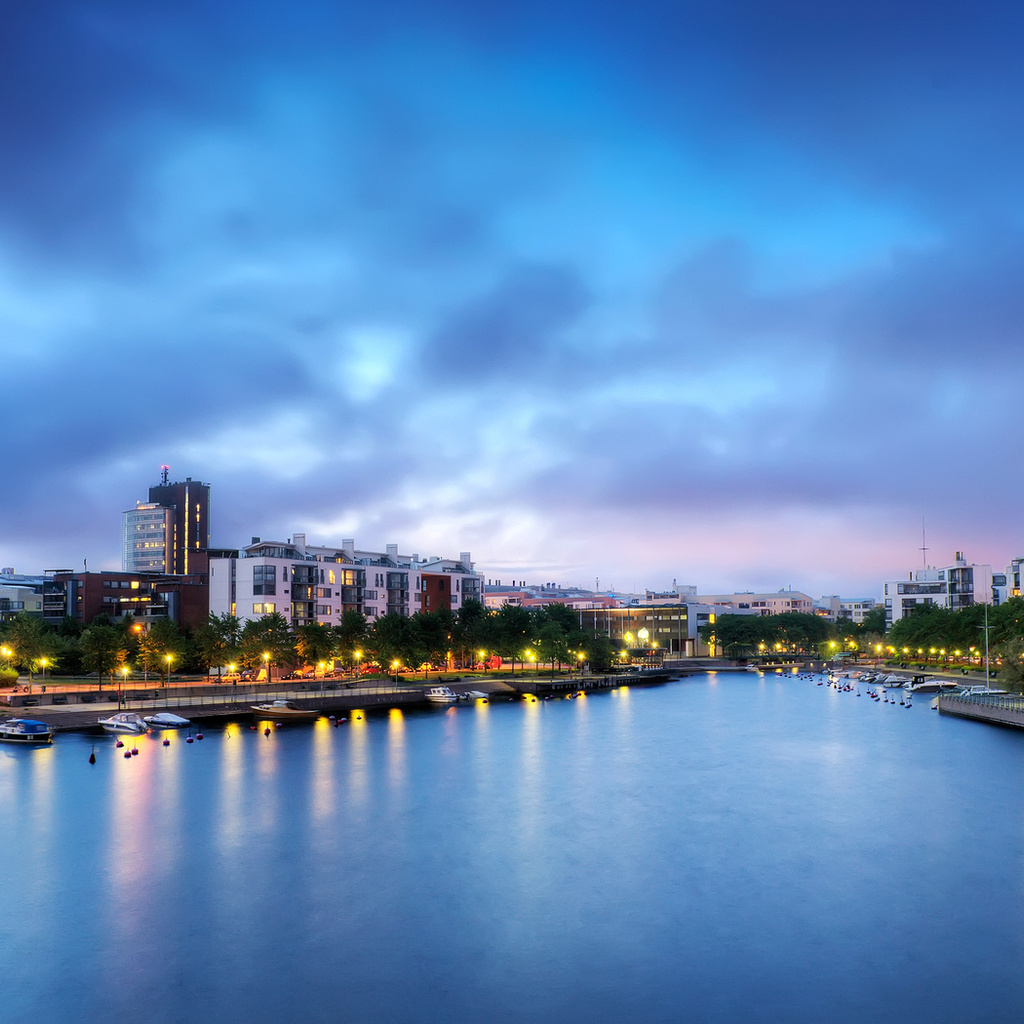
[941,692,1024,712]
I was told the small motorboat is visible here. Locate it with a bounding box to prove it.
[0,718,54,744]
[98,712,149,734]
[424,685,459,704]
[144,712,192,729]
[460,690,488,700]
[250,699,320,720]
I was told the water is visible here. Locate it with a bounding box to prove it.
[2,674,1023,1023]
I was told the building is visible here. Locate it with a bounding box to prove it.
[695,590,815,616]
[882,551,998,627]
[209,534,483,628]
[122,503,175,573]
[578,602,715,658]
[0,570,45,622]
[122,468,210,575]
[815,596,878,625]
[46,569,210,629]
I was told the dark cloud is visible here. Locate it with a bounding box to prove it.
[424,264,591,380]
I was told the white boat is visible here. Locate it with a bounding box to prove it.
[460,690,488,700]
[144,712,192,729]
[0,718,54,744]
[98,712,149,734]
[425,685,459,704]
[250,699,320,720]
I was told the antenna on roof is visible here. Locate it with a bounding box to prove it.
[920,517,929,568]
[161,464,170,485]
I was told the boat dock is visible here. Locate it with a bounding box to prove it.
[937,691,1024,730]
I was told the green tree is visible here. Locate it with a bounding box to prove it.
[80,623,128,687]
[295,622,335,672]
[195,612,242,678]
[367,613,416,673]
[239,613,294,679]
[494,604,532,674]
[6,613,56,683]
[333,610,369,667]
[137,619,184,682]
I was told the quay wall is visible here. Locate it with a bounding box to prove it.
[937,693,1024,730]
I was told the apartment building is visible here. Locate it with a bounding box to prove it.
[209,534,483,628]
[882,551,998,626]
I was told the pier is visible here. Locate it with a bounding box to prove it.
[937,691,1024,730]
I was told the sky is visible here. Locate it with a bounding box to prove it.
[2,0,1023,598]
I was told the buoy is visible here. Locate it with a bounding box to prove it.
[116,739,124,748]
[196,732,204,740]
[328,715,336,721]
[89,747,96,764]
[264,727,271,736]
[131,746,139,756]
[163,738,170,746]
[186,736,194,743]
[249,725,256,731]
[124,750,132,758]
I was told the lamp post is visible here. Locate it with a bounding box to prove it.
[164,653,173,687]
[121,664,129,705]
[262,652,270,687]
[392,659,399,683]
[479,650,487,674]
[37,656,47,695]
[354,650,362,677]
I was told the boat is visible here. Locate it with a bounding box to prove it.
[0,718,54,744]
[250,699,320,720]
[144,712,192,729]
[460,690,488,700]
[98,712,149,734]
[904,676,958,694]
[424,685,459,704]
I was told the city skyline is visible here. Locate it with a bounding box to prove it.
[3,1,1023,596]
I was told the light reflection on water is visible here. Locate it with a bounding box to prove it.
[1,675,1023,1024]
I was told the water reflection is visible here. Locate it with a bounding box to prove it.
[387,708,406,791]
[310,717,335,823]
[216,722,246,853]
[347,710,369,808]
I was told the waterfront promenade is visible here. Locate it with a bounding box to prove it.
[0,669,670,732]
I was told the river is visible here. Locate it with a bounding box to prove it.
[2,672,1022,1023]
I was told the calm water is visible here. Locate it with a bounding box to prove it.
[2,673,1023,1024]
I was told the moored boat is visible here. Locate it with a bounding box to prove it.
[144,712,192,729]
[98,712,149,734]
[425,685,459,704]
[250,699,320,720]
[0,718,54,744]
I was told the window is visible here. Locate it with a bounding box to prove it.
[253,564,277,595]
[253,602,276,614]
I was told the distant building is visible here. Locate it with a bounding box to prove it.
[0,569,44,622]
[46,569,210,629]
[695,591,815,616]
[882,551,998,627]
[815,596,877,625]
[209,534,483,628]
[122,469,210,575]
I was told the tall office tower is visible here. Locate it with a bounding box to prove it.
[122,502,175,572]
[139,466,211,574]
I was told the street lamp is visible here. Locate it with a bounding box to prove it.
[479,650,487,673]
[121,664,129,706]
[164,653,173,686]
[392,659,399,683]
[37,656,47,695]
[262,652,270,686]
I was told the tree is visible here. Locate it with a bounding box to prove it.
[295,622,335,671]
[137,619,184,683]
[195,612,242,678]
[80,623,128,687]
[333,610,369,667]
[367,613,416,673]
[239,613,294,678]
[412,610,454,674]
[494,604,532,674]
[5,613,55,682]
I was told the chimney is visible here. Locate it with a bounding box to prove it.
[343,538,355,558]
[386,544,399,560]
[294,533,306,555]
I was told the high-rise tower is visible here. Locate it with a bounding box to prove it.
[122,467,211,574]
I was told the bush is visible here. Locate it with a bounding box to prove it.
[0,665,18,686]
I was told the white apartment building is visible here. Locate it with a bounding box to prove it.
[122,502,174,572]
[815,596,877,624]
[882,551,997,626]
[209,534,483,628]
[695,590,815,616]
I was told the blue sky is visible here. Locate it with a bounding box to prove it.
[3,0,1022,596]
